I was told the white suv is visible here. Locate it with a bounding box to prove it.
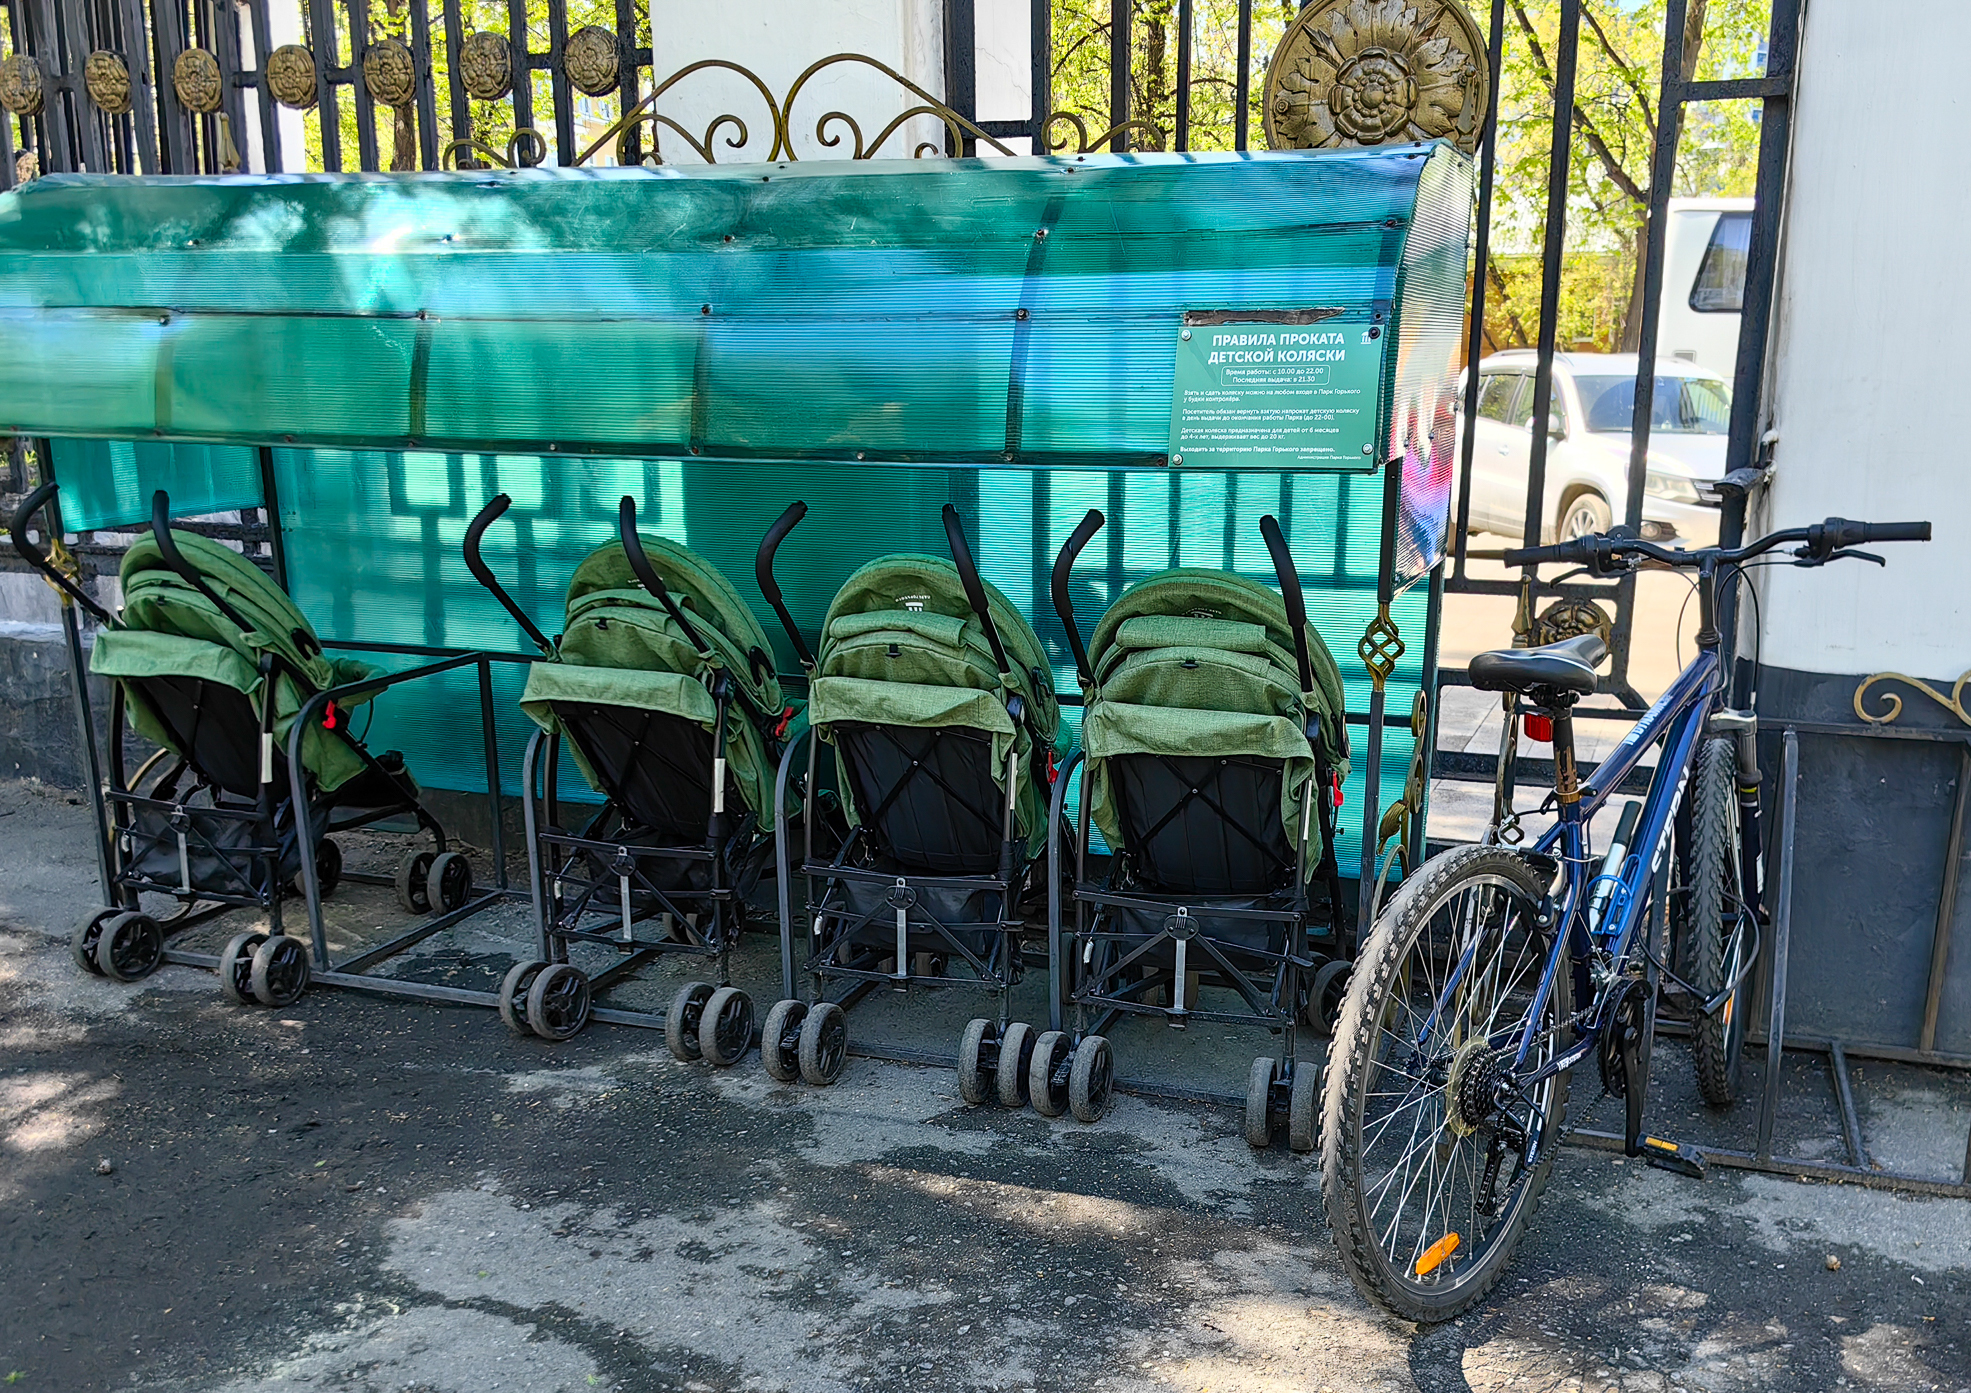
[1460,351,1729,547]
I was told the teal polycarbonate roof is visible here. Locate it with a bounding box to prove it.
[0,144,1469,469]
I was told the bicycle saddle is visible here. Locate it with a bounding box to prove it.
[1469,633,1607,697]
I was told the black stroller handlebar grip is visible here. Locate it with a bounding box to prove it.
[619,495,709,653]
[152,489,258,639]
[462,493,555,655]
[1260,514,1317,698]
[1050,508,1104,684]
[755,500,816,670]
[942,503,1012,678]
[9,481,112,624]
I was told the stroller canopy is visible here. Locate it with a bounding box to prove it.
[92,529,381,792]
[810,554,1062,850]
[519,532,785,818]
[1082,568,1349,878]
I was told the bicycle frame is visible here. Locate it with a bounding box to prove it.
[1413,646,1726,1097]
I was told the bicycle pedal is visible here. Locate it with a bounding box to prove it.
[1639,1135,1707,1180]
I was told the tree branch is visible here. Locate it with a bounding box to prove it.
[1581,1,1655,131]
[1510,0,1648,208]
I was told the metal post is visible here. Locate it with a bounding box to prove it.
[1755,728,1797,1163]
[1517,0,1580,549]
[257,445,289,589]
[477,655,508,891]
[304,0,342,169]
[1451,0,1507,585]
[1918,744,1969,1054]
[1028,0,1049,152]
[1233,0,1251,151]
[1108,0,1128,152]
[1622,0,1688,540]
[942,0,975,155]
[1173,0,1190,153]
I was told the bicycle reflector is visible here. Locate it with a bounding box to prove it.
[1522,712,1554,743]
[1415,1231,1461,1277]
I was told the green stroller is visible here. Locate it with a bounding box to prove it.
[11,484,458,1004]
[757,502,1065,1090]
[1050,510,1350,1145]
[465,495,788,1054]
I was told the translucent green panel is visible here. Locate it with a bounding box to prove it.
[51,438,263,531]
[267,449,1429,875]
[0,146,1468,473]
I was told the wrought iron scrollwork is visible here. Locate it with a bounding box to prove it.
[1041,111,1162,155]
[442,128,549,169]
[1854,670,1971,728]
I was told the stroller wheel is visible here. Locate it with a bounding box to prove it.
[1069,1036,1115,1124]
[957,1019,996,1105]
[96,912,165,983]
[394,851,435,914]
[249,935,312,1007]
[760,999,808,1083]
[798,1002,848,1086]
[698,986,755,1067]
[666,982,714,1062]
[218,931,270,1004]
[1287,1057,1322,1154]
[526,963,593,1041]
[995,1022,1035,1107]
[1028,1031,1072,1117]
[1305,959,1352,1038]
[289,839,343,901]
[71,908,121,977]
[425,852,473,915]
[500,960,547,1036]
[1244,1056,1278,1149]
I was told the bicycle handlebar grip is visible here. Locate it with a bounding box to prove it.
[1858,520,1931,544]
[1502,539,1585,568]
[1050,508,1104,682]
[755,500,808,606]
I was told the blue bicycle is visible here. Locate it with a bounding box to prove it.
[1321,515,1931,1322]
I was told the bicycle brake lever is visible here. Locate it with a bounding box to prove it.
[1828,547,1886,567]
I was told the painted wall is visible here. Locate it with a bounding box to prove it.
[1753,0,1970,682]
[649,0,949,162]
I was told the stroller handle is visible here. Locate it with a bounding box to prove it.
[1050,508,1104,684]
[463,494,555,656]
[942,503,1012,678]
[151,490,261,641]
[618,496,710,653]
[755,500,816,669]
[1260,513,1317,698]
[9,480,113,625]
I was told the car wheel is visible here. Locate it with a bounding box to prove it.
[1556,490,1613,543]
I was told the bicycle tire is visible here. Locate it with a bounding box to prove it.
[1688,736,1750,1107]
[1321,845,1572,1323]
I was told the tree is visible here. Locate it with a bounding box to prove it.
[1493,0,1768,350]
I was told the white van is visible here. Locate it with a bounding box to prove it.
[1658,197,1752,378]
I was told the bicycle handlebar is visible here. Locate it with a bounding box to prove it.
[1503,516,1932,574]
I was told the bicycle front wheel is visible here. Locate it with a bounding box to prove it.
[1687,736,1753,1106]
[1321,846,1573,1322]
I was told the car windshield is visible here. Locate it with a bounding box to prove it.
[1575,374,1732,434]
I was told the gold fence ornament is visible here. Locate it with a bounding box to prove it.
[266,44,318,109]
[1359,602,1405,692]
[458,30,512,101]
[172,47,223,114]
[1534,597,1613,649]
[563,26,619,97]
[1262,0,1490,155]
[1854,670,1971,728]
[0,53,45,115]
[363,38,417,108]
[84,50,133,114]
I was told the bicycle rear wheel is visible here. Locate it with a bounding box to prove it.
[1321,846,1572,1322]
[1687,736,1752,1106]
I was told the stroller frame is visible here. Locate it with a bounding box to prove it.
[12,479,514,1003]
[758,502,1040,1088]
[468,493,778,1053]
[1048,510,1350,1146]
